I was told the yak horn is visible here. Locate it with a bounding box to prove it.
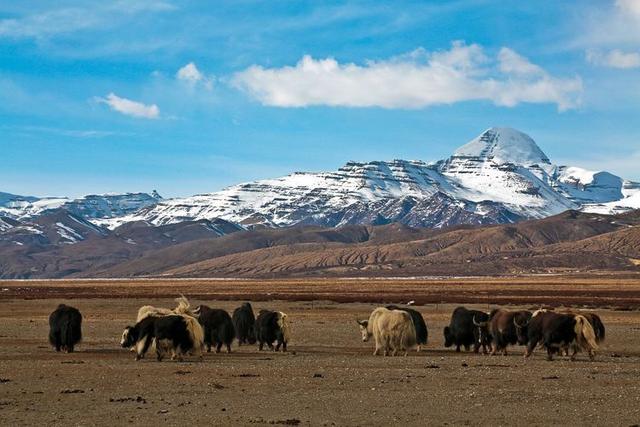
[472,315,486,327]
[513,317,529,328]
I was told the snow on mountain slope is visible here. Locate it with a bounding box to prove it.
[0,192,68,218]
[452,127,551,166]
[581,180,640,214]
[556,166,624,203]
[439,130,576,218]
[0,191,162,221]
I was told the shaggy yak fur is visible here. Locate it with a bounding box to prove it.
[49,304,82,353]
[254,310,290,352]
[386,305,428,351]
[358,307,416,356]
[194,305,235,353]
[232,302,257,345]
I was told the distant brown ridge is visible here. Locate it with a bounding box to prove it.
[1,209,639,279]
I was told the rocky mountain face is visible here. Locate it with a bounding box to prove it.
[0,209,243,278]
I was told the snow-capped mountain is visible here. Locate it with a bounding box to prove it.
[99,127,639,229]
[0,191,162,220]
[3,128,639,232]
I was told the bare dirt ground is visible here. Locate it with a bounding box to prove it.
[1,278,640,426]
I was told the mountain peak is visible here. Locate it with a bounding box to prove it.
[453,127,551,166]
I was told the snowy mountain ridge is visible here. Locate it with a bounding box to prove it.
[2,127,639,232]
[94,127,640,229]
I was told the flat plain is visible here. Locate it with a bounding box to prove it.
[1,277,640,426]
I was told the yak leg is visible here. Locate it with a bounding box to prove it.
[136,335,153,361]
[216,342,222,353]
[525,339,538,359]
[490,343,498,356]
[455,345,461,353]
[570,344,578,362]
[226,343,232,354]
[546,346,554,361]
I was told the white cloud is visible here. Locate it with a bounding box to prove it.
[497,48,544,76]
[97,93,159,119]
[586,49,640,69]
[0,1,175,39]
[232,42,582,111]
[616,0,640,18]
[176,62,213,90]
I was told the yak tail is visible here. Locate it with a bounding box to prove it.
[174,295,192,315]
[61,317,81,349]
[404,319,417,350]
[575,315,598,352]
[592,315,605,342]
[277,312,290,343]
[182,315,205,356]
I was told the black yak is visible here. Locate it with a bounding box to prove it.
[386,305,428,351]
[443,306,491,354]
[232,302,256,345]
[255,310,290,352]
[120,315,204,362]
[49,304,82,353]
[193,305,235,353]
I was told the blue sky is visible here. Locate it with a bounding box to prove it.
[1,0,639,198]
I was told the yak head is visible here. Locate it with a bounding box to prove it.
[357,320,370,342]
[513,312,531,345]
[120,326,137,348]
[472,315,491,346]
[443,326,453,347]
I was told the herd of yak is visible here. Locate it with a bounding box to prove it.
[48,298,604,362]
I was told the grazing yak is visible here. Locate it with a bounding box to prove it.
[386,305,428,351]
[255,310,290,352]
[522,310,598,361]
[444,306,491,354]
[488,309,532,355]
[49,304,82,353]
[358,307,416,356]
[121,314,204,362]
[193,305,235,353]
[135,295,194,322]
[232,302,256,345]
